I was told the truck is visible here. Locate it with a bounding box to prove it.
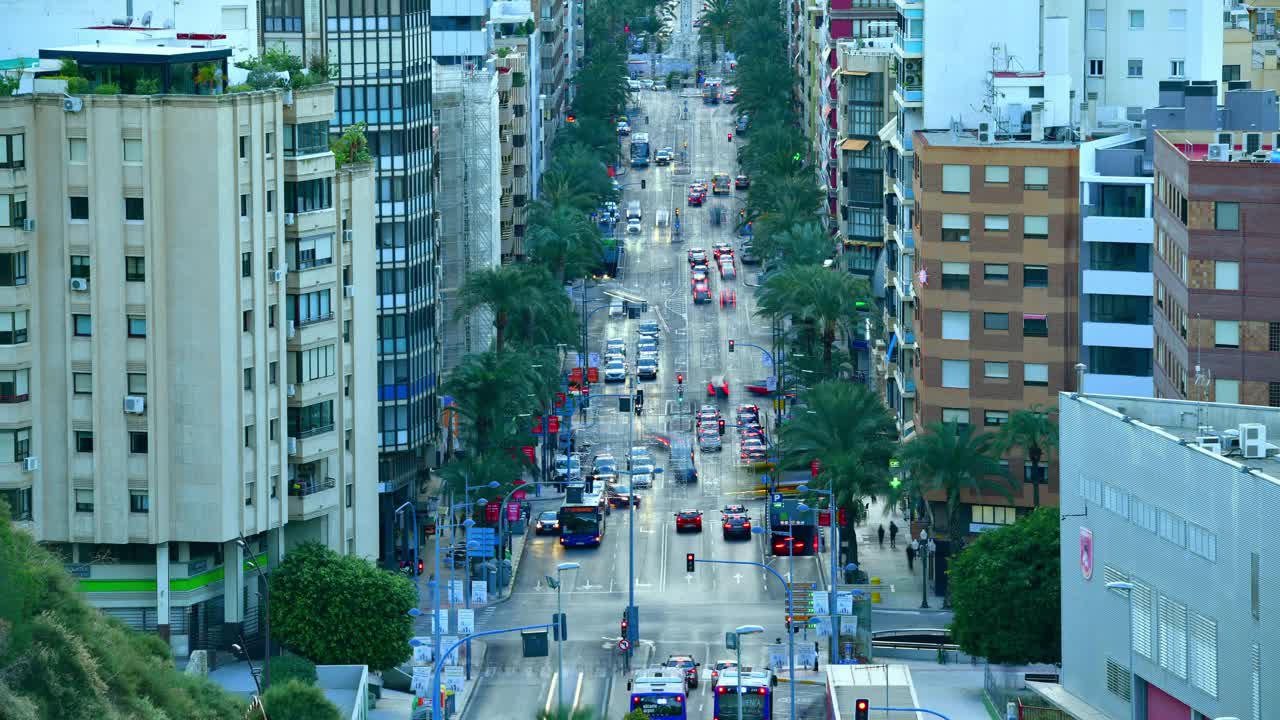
[630,132,651,167]
[702,77,722,104]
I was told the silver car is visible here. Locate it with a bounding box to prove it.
[698,430,722,452]
[604,360,627,382]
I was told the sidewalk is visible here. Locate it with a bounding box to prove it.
[819,496,945,611]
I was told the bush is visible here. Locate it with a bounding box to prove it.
[135,77,160,94]
[268,654,317,686]
[249,679,341,720]
[93,82,121,95]
[66,77,91,94]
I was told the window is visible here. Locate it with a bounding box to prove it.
[942,165,970,193]
[290,233,335,269]
[0,369,29,403]
[75,489,94,513]
[1170,59,1185,78]
[1223,64,1242,83]
[1129,9,1144,28]
[0,192,27,227]
[269,304,277,328]
[0,427,30,462]
[984,165,1009,184]
[1216,378,1240,404]
[125,255,145,281]
[129,490,149,513]
[1087,9,1105,29]
[73,314,92,337]
[267,190,274,213]
[1,487,31,521]
[1158,594,1187,679]
[75,430,94,453]
[985,410,1010,426]
[270,418,278,441]
[0,134,23,169]
[1168,9,1186,29]
[1024,167,1048,190]
[127,316,147,338]
[244,425,254,448]
[1215,320,1239,348]
[285,178,333,213]
[241,251,252,278]
[243,367,253,391]
[123,138,143,162]
[269,361,279,385]
[284,121,330,156]
[1187,524,1217,562]
[1024,363,1049,386]
[129,431,148,454]
[941,214,970,242]
[1088,59,1104,77]
[68,138,87,163]
[972,504,1015,525]
[245,481,255,506]
[983,263,1009,282]
[69,196,89,220]
[1188,612,1217,697]
[288,400,335,437]
[239,135,248,159]
[941,262,969,290]
[74,372,92,394]
[70,255,91,280]
[1023,315,1048,337]
[240,194,250,218]
[1216,261,1239,290]
[0,311,27,345]
[984,215,1009,232]
[242,309,253,332]
[1215,202,1240,230]
[941,408,970,425]
[0,252,27,287]
[984,362,1010,379]
[346,481,354,507]
[265,132,274,156]
[1128,59,1144,78]
[123,197,145,221]
[1024,215,1048,238]
[984,312,1009,331]
[941,311,969,340]
[1271,382,1280,408]
[293,344,337,382]
[288,289,333,325]
[127,372,147,395]
[1024,265,1049,288]
[941,360,970,389]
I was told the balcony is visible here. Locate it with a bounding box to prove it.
[1083,215,1153,245]
[1082,270,1152,297]
[894,30,923,57]
[893,81,923,108]
[1082,322,1154,350]
[892,363,916,397]
[1081,373,1154,397]
[894,175,914,201]
[288,476,338,521]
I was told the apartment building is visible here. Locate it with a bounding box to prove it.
[834,37,894,280]
[1224,1,1280,93]
[431,0,495,64]
[910,130,1080,514]
[531,0,571,168]
[0,44,377,652]
[1053,393,1271,720]
[494,1,541,260]
[1151,123,1280,406]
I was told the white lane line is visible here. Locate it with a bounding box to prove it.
[544,672,558,714]
[571,671,585,712]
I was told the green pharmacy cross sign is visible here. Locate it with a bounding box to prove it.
[888,458,902,489]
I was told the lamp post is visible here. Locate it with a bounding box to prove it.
[1107,581,1137,720]
[393,502,421,605]
[547,561,580,712]
[420,516,474,720]
[913,530,936,609]
[236,536,271,691]
[798,484,840,663]
[732,625,765,720]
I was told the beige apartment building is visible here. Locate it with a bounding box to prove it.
[0,44,377,653]
[1224,1,1280,93]
[910,130,1081,518]
[495,17,536,260]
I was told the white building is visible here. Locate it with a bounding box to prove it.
[431,0,495,63]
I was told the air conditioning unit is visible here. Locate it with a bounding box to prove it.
[63,96,83,113]
[978,122,991,144]
[342,229,353,243]
[123,395,146,414]
[22,456,39,472]
[69,277,90,292]
[287,383,296,397]
[284,212,296,226]
[288,437,298,455]
[21,219,35,232]
[287,321,296,339]
[1207,143,1230,161]
[342,284,354,297]
[272,268,286,283]
[1240,423,1268,459]
[1196,435,1222,454]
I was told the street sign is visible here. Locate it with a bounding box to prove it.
[507,501,521,522]
[588,352,601,368]
[725,632,738,650]
[617,638,631,651]
[438,609,449,633]
[457,609,475,635]
[411,666,431,695]
[469,527,497,558]
[766,375,777,392]
[443,666,465,693]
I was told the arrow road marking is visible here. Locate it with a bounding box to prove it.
[733,573,743,584]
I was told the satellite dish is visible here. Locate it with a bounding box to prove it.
[141,10,153,26]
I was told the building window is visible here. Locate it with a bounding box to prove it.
[1223,65,1242,83]
[127,372,147,395]
[984,215,1009,232]
[941,262,969,290]
[68,138,87,163]
[941,408,970,426]
[288,289,334,325]
[941,165,970,193]
[294,344,337,382]
[1023,315,1049,337]
[1024,363,1049,386]
[984,312,1009,331]
[243,309,253,332]
[0,192,28,227]
[75,430,94,453]
[285,178,334,213]
[1,487,31,521]
[1270,382,1280,408]
[1215,261,1239,290]
[129,490,149,513]
[1127,59,1144,77]
[289,233,335,270]
[1089,294,1152,324]
[346,482,354,507]
[241,252,252,278]
[123,138,143,162]
[1129,9,1144,28]
[1024,167,1048,190]
[245,481,255,506]
[972,504,1015,525]
[288,400,335,437]
[73,372,92,394]
[269,305,277,328]
[983,263,1009,282]
[70,255,91,280]
[75,489,94,513]
[1187,524,1217,562]
[1168,8,1186,29]
[941,360,970,389]
[1170,59,1185,78]
[985,410,1009,426]
[0,311,28,345]
[243,367,253,391]
[244,425,254,448]
[270,418,278,441]
[1215,320,1239,348]
[941,214,970,242]
[984,166,1009,184]
[0,427,30,462]
[0,252,27,287]
[127,316,147,338]
[1024,265,1049,288]
[1158,594,1188,679]
[267,190,275,213]
[239,135,248,159]
[941,311,969,341]
[984,362,1010,379]
[73,314,92,337]
[240,194,250,218]
[1087,8,1105,29]
[265,131,274,156]
[1215,379,1240,404]
[129,431,148,454]
[0,134,24,169]
[269,361,279,385]
[124,197,145,221]
[1215,202,1240,231]
[69,196,89,221]
[1024,215,1049,238]
[1088,59,1104,77]
[284,121,330,156]
[0,369,30,403]
[125,255,146,281]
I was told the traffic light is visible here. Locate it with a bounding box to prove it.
[677,373,684,385]
[674,208,680,217]
[621,616,629,637]
[686,553,695,572]
[855,698,869,720]
[728,339,735,353]
[641,179,647,189]
[417,559,425,575]
[635,389,644,405]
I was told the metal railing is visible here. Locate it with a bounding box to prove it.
[298,423,335,439]
[288,476,336,497]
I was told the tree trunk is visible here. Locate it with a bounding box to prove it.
[495,314,507,354]
[822,325,835,377]
[1030,446,1043,508]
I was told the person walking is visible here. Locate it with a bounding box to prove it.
[889,521,899,549]
[906,543,915,571]
[877,524,885,548]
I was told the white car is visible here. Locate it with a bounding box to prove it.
[627,218,642,234]
[641,79,655,89]
[631,472,654,488]
[604,360,627,382]
[628,80,643,91]
[606,338,627,356]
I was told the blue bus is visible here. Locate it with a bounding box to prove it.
[714,670,775,720]
[559,483,606,547]
[669,436,698,483]
[630,132,651,167]
[629,669,688,719]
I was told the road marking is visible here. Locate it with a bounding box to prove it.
[733,572,743,584]
[685,574,694,584]
[571,671,585,712]
[545,672,558,714]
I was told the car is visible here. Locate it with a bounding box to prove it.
[697,406,721,424]
[675,509,703,532]
[593,454,618,474]
[719,289,737,308]
[627,80,643,91]
[607,485,641,508]
[655,147,673,164]
[617,121,631,135]
[722,513,752,539]
[736,404,760,423]
[604,352,625,367]
[712,242,733,259]
[691,268,709,286]
[636,337,659,353]
[535,510,561,535]
[691,262,710,278]
[637,350,659,365]
[740,247,759,265]
[631,471,654,488]
[687,191,705,206]
[710,660,739,686]
[637,357,659,379]
[722,504,748,516]
[734,174,750,189]
[726,87,739,102]
[697,430,722,452]
[665,655,700,689]
[693,282,712,304]
[627,218,642,234]
[606,338,626,356]
[691,178,708,193]
[641,79,655,90]
[637,319,661,338]
[707,375,730,398]
[554,454,583,482]
[654,82,667,91]
[719,262,737,280]
[744,379,777,395]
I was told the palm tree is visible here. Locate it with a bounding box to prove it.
[750,221,835,270]
[440,351,540,454]
[756,267,870,375]
[438,449,529,504]
[991,405,1059,507]
[527,203,605,285]
[778,382,896,566]
[458,267,538,353]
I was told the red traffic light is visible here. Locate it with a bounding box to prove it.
[686,553,695,572]
[677,373,684,384]
[417,559,425,574]
[855,698,870,720]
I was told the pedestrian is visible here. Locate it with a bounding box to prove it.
[877,524,885,548]
[889,521,899,549]
[906,543,915,571]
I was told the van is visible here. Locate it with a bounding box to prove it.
[609,298,625,318]
[627,201,642,221]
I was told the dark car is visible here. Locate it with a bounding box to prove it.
[734,174,750,189]
[675,509,703,532]
[687,248,708,265]
[607,485,641,508]
[665,655,700,689]
[712,242,733,259]
[722,513,752,539]
[693,282,712,304]
[535,510,561,535]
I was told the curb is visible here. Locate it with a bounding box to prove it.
[457,640,489,719]
[491,527,530,607]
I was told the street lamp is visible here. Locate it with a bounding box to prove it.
[912,530,937,609]
[732,625,765,720]
[1106,581,1137,720]
[236,536,271,691]
[750,525,797,714]
[798,484,840,663]
[548,561,580,712]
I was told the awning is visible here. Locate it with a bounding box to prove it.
[841,138,870,151]
[1024,313,1047,320]
[837,69,870,77]
[878,116,898,143]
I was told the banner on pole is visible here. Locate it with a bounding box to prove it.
[457,609,475,635]
[471,580,488,604]
[443,666,466,693]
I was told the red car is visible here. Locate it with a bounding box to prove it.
[744,379,774,396]
[734,174,750,189]
[687,190,706,206]
[719,289,737,307]
[712,242,733,259]
[693,282,712,303]
[674,509,703,532]
[707,375,730,397]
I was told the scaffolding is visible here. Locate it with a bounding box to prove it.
[434,61,502,373]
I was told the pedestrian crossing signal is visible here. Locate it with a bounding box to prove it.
[686,553,695,572]
[728,340,735,353]
[855,698,869,720]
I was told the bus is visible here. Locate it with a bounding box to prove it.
[712,172,731,195]
[769,497,817,556]
[559,481,606,547]
[629,668,688,719]
[702,77,722,104]
[669,436,698,483]
[631,132,651,167]
[714,669,775,720]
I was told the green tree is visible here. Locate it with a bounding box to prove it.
[250,679,343,720]
[458,265,539,353]
[269,543,415,672]
[990,404,1059,508]
[749,221,834,270]
[267,654,318,686]
[948,508,1061,665]
[756,266,871,375]
[624,710,651,720]
[526,203,605,285]
[330,121,371,167]
[440,350,545,455]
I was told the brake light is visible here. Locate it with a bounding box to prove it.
[758,687,767,694]
[773,542,784,550]
[724,523,731,529]
[716,686,726,694]
[795,541,805,549]
[744,522,751,528]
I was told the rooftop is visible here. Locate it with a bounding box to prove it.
[1156,128,1280,163]
[38,44,230,64]
[916,129,1078,150]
